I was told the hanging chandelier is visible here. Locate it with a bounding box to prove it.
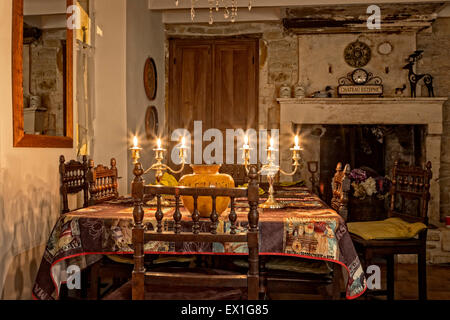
[175,0,254,24]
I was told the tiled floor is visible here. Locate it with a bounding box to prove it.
[383,263,450,300]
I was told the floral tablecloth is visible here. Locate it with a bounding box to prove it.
[32,189,367,300]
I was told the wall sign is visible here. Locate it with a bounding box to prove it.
[338,68,383,97]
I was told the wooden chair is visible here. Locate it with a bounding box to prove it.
[330,162,351,221]
[85,158,133,299]
[347,161,432,300]
[128,163,260,300]
[87,158,119,205]
[59,155,89,214]
[258,257,341,300]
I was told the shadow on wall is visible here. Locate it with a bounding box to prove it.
[0,161,61,300]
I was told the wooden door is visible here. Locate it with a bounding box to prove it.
[168,38,258,182]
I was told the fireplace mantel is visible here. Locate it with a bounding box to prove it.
[278,96,448,225]
[278,97,447,134]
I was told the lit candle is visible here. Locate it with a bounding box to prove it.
[243,135,250,149]
[178,137,187,163]
[130,136,141,164]
[157,138,162,150]
[269,137,275,150]
[294,135,301,150]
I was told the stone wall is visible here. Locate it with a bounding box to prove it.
[417,18,450,222]
[411,18,450,264]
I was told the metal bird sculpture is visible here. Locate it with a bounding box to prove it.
[403,51,434,97]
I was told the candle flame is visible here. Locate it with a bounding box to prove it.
[270,137,274,148]
[133,136,138,148]
[295,135,299,147]
[157,138,162,149]
[181,136,186,147]
[244,135,249,145]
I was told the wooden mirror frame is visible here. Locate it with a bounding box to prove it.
[12,0,73,148]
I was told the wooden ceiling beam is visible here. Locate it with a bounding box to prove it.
[163,7,281,24]
[149,0,450,10]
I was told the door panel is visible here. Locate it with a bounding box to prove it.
[169,41,212,133]
[214,41,257,130]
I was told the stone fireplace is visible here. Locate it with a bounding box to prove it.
[279,97,447,226]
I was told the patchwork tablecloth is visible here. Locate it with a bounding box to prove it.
[32,189,367,300]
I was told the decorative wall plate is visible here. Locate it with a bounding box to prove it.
[378,41,393,55]
[143,57,157,100]
[145,106,159,139]
[344,40,372,68]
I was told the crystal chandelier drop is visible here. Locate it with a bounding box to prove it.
[175,0,254,24]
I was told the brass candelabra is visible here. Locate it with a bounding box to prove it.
[131,137,188,206]
[243,136,303,209]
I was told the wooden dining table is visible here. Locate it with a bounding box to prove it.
[32,187,367,300]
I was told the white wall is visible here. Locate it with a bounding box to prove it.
[0,0,164,298]
[126,0,165,188]
[93,0,128,194]
[0,0,78,299]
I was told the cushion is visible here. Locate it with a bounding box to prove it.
[152,255,196,267]
[106,255,134,265]
[103,281,246,300]
[103,267,247,300]
[106,255,196,266]
[347,217,427,241]
[233,257,332,275]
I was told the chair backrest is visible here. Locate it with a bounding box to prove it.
[219,164,248,186]
[131,163,260,300]
[330,162,351,221]
[388,160,432,224]
[87,158,119,205]
[59,155,89,214]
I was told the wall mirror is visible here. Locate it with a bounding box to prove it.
[13,0,73,148]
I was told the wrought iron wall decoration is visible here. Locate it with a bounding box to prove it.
[344,40,372,68]
[337,68,383,97]
[144,57,157,101]
[403,50,434,98]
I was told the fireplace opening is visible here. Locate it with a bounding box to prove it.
[317,125,426,222]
